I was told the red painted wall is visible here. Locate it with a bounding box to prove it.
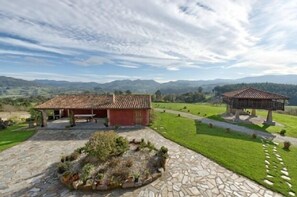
[109,109,149,126]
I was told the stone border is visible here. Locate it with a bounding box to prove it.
[59,171,162,191]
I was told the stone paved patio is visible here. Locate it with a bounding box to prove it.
[0,128,282,197]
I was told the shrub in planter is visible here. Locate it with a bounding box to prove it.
[84,131,117,161]
[280,129,286,136]
[283,141,291,150]
[57,162,70,174]
[69,151,80,161]
[81,163,95,182]
[114,136,129,156]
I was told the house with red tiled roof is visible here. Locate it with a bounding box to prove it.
[222,87,289,125]
[35,94,151,127]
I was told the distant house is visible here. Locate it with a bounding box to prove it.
[35,94,151,127]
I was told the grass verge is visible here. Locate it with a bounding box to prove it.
[0,123,36,152]
[150,111,296,195]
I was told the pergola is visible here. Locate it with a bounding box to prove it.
[222,88,289,125]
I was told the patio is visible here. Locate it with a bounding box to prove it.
[46,118,107,129]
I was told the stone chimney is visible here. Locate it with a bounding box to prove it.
[112,94,115,103]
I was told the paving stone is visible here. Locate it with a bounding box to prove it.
[289,192,296,197]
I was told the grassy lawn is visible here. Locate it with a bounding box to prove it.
[0,123,36,152]
[150,111,296,196]
[154,102,297,137]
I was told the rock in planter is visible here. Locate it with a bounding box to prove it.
[72,180,83,190]
[122,181,135,189]
[96,184,108,191]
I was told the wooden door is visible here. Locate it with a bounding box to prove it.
[134,110,142,125]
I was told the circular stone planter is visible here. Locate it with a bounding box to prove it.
[57,132,168,192]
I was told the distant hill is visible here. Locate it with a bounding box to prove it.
[1,75,297,99]
[0,76,38,88]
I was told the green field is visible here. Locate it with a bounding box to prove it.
[151,112,296,196]
[0,123,36,152]
[154,102,297,138]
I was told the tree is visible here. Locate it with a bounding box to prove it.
[125,90,132,95]
[198,87,203,93]
[155,90,162,101]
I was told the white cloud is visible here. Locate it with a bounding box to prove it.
[0,0,296,76]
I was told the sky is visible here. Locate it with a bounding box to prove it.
[0,0,297,83]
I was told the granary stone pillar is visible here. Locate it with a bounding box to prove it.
[69,110,76,126]
[41,110,47,127]
[264,110,275,126]
[226,105,231,115]
[234,109,240,122]
[251,109,257,117]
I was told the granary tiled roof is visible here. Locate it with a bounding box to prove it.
[222,87,289,100]
[35,94,151,109]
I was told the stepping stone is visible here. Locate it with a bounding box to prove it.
[286,182,292,188]
[277,157,283,161]
[280,162,284,165]
[262,144,267,147]
[265,160,270,165]
[281,175,291,181]
[265,165,269,169]
[289,192,296,197]
[275,154,281,157]
[265,156,270,159]
[273,142,279,145]
[281,170,289,176]
[266,169,269,173]
[267,175,273,178]
[264,179,273,186]
[283,167,288,171]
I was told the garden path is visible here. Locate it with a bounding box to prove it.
[0,128,281,197]
[156,108,297,146]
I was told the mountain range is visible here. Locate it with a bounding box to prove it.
[1,74,297,97]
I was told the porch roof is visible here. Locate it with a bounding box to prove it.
[35,94,151,110]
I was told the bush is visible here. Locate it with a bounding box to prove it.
[280,129,286,136]
[226,128,230,133]
[252,133,257,139]
[183,106,187,109]
[81,163,95,182]
[69,151,80,161]
[84,131,117,161]
[283,141,291,150]
[57,162,70,174]
[177,114,180,117]
[208,123,213,128]
[114,136,129,156]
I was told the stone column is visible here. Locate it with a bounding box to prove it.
[264,110,275,125]
[235,109,240,121]
[251,109,256,117]
[69,110,76,126]
[226,105,231,115]
[266,110,272,122]
[41,110,47,127]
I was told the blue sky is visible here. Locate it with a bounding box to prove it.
[0,0,297,83]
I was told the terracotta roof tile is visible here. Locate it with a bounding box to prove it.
[222,87,289,100]
[35,94,151,109]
